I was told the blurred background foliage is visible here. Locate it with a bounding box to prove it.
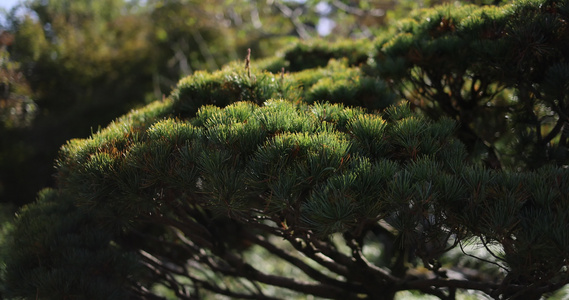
[0,0,481,210]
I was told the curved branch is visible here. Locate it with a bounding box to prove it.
[273,2,311,39]
[459,239,510,272]
[331,0,384,17]
[346,237,399,283]
[402,277,496,296]
[220,249,363,300]
[541,118,565,145]
[245,232,360,291]
[191,276,281,300]
[282,234,351,277]
[141,249,280,300]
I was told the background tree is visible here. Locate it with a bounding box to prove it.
[1,0,156,208]
[0,30,36,205]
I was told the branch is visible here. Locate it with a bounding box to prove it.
[479,236,508,266]
[245,232,360,291]
[129,283,169,300]
[220,247,362,299]
[331,0,384,17]
[459,239,510,272]
[282,234,351,277]
[346,237,399,283]
[143,214,215,249]
[139,250,193,299]
[190,276,281,300]
[191,29,218,71]
[403,277,496,296]
[147,218,360,299]
[273,2,311,39]
[141,249,279,300]
[541,118,565,146]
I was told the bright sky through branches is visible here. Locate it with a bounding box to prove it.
[0,0,334,35]
[0,0,19,11]
[0,0,21,27]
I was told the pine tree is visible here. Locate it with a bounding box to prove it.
[2,1,569,299]
[374,0,569,169]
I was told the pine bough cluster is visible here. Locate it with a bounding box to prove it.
[2,1,569,299]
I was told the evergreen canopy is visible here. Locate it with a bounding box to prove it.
[2,1,569,299]
[375,0,569,169]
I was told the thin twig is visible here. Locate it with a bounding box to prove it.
[458,239,509,272]
[245,48,251,78]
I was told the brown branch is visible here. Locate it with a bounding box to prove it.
[331,0,384,17]
[220,249,362,300]
[191,29,218,71]
[161,223,342,299]
[281,234,351,277]
[479,236,508,265]
[129,283,169,300]
[402,277,496,296]
[273,2,311,39]
[190,276,281,300]
[141,250,280,300]
[346,237,399,283]
[541,118,565,145]
[143,214,215,249]
[139,251,193,299]
[458,239,509,272]
[246,232,360,291]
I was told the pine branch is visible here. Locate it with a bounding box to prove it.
[220,248,363,300]
[244,232,358,290]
